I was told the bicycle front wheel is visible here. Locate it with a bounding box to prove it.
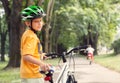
[66,74,77,83]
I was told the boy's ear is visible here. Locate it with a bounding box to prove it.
[25,21,30,27]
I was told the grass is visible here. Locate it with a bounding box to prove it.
[0,61,20,83]
[94,53,120,73]
[0,58,60,83]
[44,58,61,66]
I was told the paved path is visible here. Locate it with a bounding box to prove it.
[52,57,120,83]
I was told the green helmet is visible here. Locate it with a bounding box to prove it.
[21,5,46,21]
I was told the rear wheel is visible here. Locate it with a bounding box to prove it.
[89,60,92,65]
[88,56,92,65]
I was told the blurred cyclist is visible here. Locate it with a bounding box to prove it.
[86,45,95,65]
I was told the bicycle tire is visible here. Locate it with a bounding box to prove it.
[66,74,77,83]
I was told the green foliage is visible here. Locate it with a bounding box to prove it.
[51,0,120,49]
[80,0,119,46]
[79,0,119,46]
[112,39,120,54]
[0,15,9,54]
[53,1,81,48]
[0,15,7,33]
[58,30,78,48]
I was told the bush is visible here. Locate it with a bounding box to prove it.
[112,39,120,54]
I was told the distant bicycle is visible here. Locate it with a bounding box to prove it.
[86,53,93,65]
[85,45,94,65]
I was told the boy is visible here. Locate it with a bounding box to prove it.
[20,5,50,83]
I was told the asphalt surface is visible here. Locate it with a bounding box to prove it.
[50,57,120,83]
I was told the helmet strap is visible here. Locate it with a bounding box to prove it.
[30,20,37,33]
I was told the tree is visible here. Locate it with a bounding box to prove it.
[42,0,55,53]
[72,0,119,54]
[49,0,120,55]
[1,0,23,68]
[48,0,79,53]
[112,39,120,54]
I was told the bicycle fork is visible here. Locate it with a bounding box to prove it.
[66,72,77,83]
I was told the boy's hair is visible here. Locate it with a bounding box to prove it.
[21,5,46,21]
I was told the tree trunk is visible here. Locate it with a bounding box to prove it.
[45,0,54,53]
[87,23,99,55]
[5,0,22,68]
[44,25,50,53]
[83,23,99,55]
[93,33,99,55]
[37,0,44,5]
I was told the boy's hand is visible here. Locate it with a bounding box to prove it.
[41,53,48,60]
[40,63,51,72]
[42,53,51,60]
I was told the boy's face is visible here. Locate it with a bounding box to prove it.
[25,18,44,31]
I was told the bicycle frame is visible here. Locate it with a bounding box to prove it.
[45,46,85,83]
[55,62,68,83]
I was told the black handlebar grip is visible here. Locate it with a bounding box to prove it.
[61,54,67,63]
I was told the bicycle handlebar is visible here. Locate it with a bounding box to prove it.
[66,45,87,55]
[46,53,66,63]
[46,45,86,63]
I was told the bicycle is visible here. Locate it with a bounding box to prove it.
[41,46,85,83]
[86,53,93,65]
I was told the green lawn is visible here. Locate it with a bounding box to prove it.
[0,58,60,83]
[0,61,20,83]
[94,54,120,73]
